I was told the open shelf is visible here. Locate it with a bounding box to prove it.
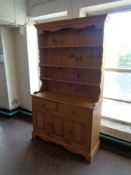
[39,45,102,49]
[39,64,100,70]
[40,77,99,87]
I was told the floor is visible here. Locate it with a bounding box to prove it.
[0,114,131,175]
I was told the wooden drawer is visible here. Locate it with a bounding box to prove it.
[32,97,56,110]
[58,103,91,118]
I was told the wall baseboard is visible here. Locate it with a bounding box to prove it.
[100,133,131,158]
[0,107,32,116]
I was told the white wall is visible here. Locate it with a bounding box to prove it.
[0,0,29,110]
[15,0,28,25]
[0,27,31,111]
[0,28,21,110]
[28,0,119,17]
[12,28,32,111]
[0,64,9,109]
[1,28,20,110]
[0,0,15,24]
[0,29,12,109]
[0,30,7,109]
[0,0,27,25]
[26,25,40,95]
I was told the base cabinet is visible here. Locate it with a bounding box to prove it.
[32,94,101,163]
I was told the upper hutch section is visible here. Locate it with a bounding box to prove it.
[37,15,105,48]
[38,26,103,48]
[35,15,106,101]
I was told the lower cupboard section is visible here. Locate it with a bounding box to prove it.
[32,128,100,163]
[32,96,101,163]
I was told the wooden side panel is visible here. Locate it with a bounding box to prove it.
[33,109,49,135]
[91,102,102,150]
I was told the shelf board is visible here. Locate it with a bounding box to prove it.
[40,64,100,70]
[40,77,99,87]
[39,45,101,49]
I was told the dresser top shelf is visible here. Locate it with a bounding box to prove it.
[36,15,106,32]
[32,91,100,109]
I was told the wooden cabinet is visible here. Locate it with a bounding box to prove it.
[32,15,106,163]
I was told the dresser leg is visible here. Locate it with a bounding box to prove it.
[85,157,91,164]
[84,153,92,164]
[32,131,36,139]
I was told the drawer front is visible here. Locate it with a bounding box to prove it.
[58,103,91,119]
[32,97,56,110]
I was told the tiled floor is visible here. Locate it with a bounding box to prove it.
[0,114,131,175]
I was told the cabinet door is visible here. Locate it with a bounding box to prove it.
[33,108,49,135]
[58,103,92,151]
[48,112,67,143]
[69,118,91,151]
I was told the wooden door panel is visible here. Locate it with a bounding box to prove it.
[70,120,90,151]
[34,109,48,134]
[50,116,64,136]
[49,112,66,143]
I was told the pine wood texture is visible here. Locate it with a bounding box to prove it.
[32,15,106,163]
